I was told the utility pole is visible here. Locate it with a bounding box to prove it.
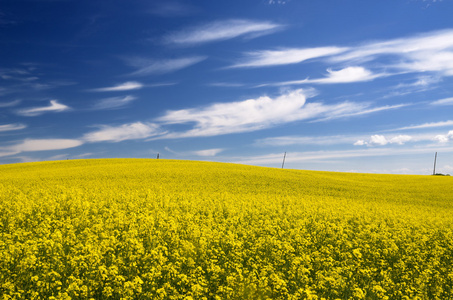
[433,152,437,175]
[281,152,286,169]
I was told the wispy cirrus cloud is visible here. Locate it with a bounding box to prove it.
[431,96,453,106]
[232,146,453,167]
[242,29,453,88]
[208,82,245,87]
[0,100,21,107]
[394,120,453,131]
[83,122,162,142]
[256,135,363,147]
[92,95,137,110]
[163,19,283,45]
[259,67,384,87]
[434,131,453,143]
[91,81,143,92]
[354,130,453,146]
[0,123,26,132]
[156,89,405,138]
[354,135,413,146]
[313,103,407,122]
[332,29,453,63]
[17,100,70,116]
[193,148,224,157]
[257,130,453,148]
[125,56,206,76]
[0,138,83,157]
[164,146,224,157]
[230,47,347,68]
[10,139,83,152]
[311,67,383,84]
[331,29,453,76]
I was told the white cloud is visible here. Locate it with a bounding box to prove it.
[264,67,383,86]
[333,29,453,62]
[17,100,70,116]
[83,122,162,142]
[230,47,347,68]
[406,76,440,87]
[389,135,413,145]
[370,135,389,146]
[312,67,382,84]
[434,130,453,143]
[312,103,407,122]
[93,95,137,110]
[91,81,143,92]
[0,150,21,158]
[164,19,282,45]
[0,139,83,157]
[257,135,360,146]
[11,139,83,152]
[126,56,206,76]
[431,97,453,106]
[395,120,453,130]
[232,145,453,167]
[0,100,21,107]
[0,123,26,132]
[193,148,224,156]
[156,89,405,138]
[399,51,453,76]
[355,134,412,146]
[157,89,308,137]
[162,146,223,157]
[332,29,453,76]
[354,140,366,146]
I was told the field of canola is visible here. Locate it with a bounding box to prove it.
[1,158,453,300]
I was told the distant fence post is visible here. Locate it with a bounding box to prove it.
[282,152,286,169]
[433,152,437,175]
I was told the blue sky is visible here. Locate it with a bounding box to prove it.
[1,0,453,174]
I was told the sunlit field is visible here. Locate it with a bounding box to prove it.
[1,159,452,299]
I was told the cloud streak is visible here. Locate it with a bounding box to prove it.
[164,19,283,45]
[332,29,453,76]
[241,29,453,88]
[91,81,143,92]
[354,135,413,146]
[0,123,26,132]
[156,89,405,138]
[193,148,224,157]
[431,97,453,106]
[230,47,347,68]
[434,131,453,143]
[394,120,453,130]
[17,100,70,116]
[0,139,83,157]
[126,56,206,76]
[92,95,137,110]
[259,67,385,87]
[83,122,162,142]
[233,145,453,167]
[0,100,21,107]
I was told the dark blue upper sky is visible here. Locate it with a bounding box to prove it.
[1,0,453,174]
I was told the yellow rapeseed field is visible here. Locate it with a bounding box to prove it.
[1,159,452,299]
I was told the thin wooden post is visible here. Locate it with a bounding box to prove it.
[433,152,437,175]
[281,152,286,169]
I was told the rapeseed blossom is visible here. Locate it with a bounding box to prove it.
[0,159,452,299]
